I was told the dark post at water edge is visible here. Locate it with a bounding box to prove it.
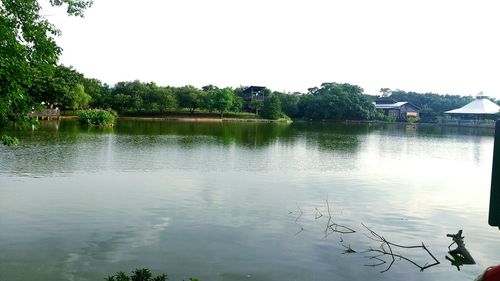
[489,120,500,228]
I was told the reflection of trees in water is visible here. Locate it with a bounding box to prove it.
[1,121,373,177]
[314,134,359,152]
[2,120,115,177]
[114,120,293,149]
[5,120,492,177]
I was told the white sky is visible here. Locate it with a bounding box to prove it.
[44,0,500,98]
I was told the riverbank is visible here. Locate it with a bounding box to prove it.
[59,114,496,127]
[60,112,291,123]
[118,116,291,123]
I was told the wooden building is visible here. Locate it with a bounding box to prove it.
[373,99,420,120]
[241,86,267,111]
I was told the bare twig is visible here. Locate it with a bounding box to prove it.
[341,243,356,254]
[314,208,323,219]
[293,204,305,235]
[362,224,440,272]
[323,199,356,239]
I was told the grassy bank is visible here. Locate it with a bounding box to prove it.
[119,116,291,123]
[96,110,291,123]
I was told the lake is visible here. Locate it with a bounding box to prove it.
[0,120,498,281]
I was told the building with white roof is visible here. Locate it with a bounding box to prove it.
[445,93,499,115]
[373,99,420,120]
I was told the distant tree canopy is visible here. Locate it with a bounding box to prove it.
[176,85,201,114]
[275,83,377,120]
[29,65,91,110]
[25,72,479,124]
[260,94,282,120]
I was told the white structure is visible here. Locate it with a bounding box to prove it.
[445,93,500,115]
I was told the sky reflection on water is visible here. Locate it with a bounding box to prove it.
[0,120,498,281]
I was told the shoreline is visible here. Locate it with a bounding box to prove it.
[113,116,291,123]
[56,115,495,128]
[118,116,291,123]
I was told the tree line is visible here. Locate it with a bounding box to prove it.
[26,65,492,123]
[21,66,381,120]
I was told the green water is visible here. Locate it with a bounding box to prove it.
[0,120,498,281]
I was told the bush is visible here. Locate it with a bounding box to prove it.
[77,109,116,127]
[260,94,282,120]
[105,268,199,281]
[386,116,397,122]
[406,116,420,123]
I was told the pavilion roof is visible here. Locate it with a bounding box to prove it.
[445,98,500,114]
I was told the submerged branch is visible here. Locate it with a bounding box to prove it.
[362,223,440,272]
[291,200,442,273]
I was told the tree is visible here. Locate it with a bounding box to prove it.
[276,92,300,118]
[380,88,391,97]
[111,80,147,113]
[250,100,263,115]
[231,96,243,112]
[200,84,218,112]
[155,87,178,113]
[64,83,91,110]
[260,94,282,120]
[299,83,376,120]
[0,0,92,144]
[176,85,201,114]
[212,87,234,118]
[84,78,112,109]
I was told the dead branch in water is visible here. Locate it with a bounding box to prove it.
[445,230,475,271]
[290,200,442,273]
[362,223,440,273]
[294,204,305,235]
[323,199,356,239]
[341,243,357,254]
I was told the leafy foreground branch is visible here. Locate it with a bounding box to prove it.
[105,268,199,281]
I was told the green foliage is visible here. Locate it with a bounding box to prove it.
[386,115,397,122]
[84,78,112,108]
[29,65,89,110]
[260,94,282,120]
[176,86,201,114]
[374,109,387,121]
[77,109,116,127]
[1,134,20,146]
[0,0,91,143]
[211,87,235,117]
[109,81,178,114]
[231,96,243,112]
[406,116,420,123]
[249,100,263,115]
[298,83,376,120]
[276,92,300,118]
[67,83,91,110]
[105,268,199,281]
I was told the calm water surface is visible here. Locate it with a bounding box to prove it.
[0,120,498,281]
